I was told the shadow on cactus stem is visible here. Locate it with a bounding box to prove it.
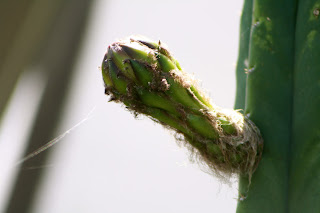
[100,35,263,185]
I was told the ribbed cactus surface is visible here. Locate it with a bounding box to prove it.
[236,0,320,212]
[101,36,263,179]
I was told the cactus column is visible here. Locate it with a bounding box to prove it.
[236,0,296,212]
[289,1,320,212]
[236,0,320,212]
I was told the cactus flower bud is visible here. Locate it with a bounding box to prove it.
[101,36,263,180]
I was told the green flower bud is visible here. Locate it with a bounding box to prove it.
[101,35,263,180]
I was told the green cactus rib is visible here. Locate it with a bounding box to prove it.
[236,0,296,212]
[234,0,253,111]
[101,36,263,178]
[235,0,320,212]
[289,1,320,212]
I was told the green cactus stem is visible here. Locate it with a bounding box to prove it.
[236,0,296,211]
[236,0,320,212]
[101,36,263,180]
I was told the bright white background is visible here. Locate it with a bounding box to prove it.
[0,0,245,212]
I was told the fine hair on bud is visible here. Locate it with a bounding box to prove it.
[101,35,263,184]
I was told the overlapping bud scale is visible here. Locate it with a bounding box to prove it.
[101,36,263,179]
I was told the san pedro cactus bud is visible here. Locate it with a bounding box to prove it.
[101,35,263,180]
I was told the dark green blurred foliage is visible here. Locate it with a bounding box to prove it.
[0,0,94,212]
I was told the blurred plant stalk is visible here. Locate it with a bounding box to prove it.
[0,1,94,213]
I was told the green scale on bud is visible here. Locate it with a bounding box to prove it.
[101,36,263,180]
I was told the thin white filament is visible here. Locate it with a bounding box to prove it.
[15,107,95,166]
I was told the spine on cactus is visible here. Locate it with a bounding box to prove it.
[101,36,263,180]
